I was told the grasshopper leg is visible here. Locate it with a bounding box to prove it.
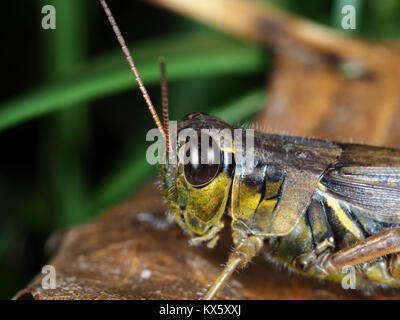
[202,234,264,300]
[322,228,400,278]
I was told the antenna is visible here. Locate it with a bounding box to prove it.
[159,57,170,152]
[99,0,165,136]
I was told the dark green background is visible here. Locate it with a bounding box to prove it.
[1,0,399,299]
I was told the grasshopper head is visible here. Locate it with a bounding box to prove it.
[161,113,235,245]
[99,0,236,246]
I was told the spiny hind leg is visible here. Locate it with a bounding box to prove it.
[202,232,264,300]
[294,228,400,283]
[321,228,400,278]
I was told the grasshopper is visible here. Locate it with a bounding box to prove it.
[100,0,400,299]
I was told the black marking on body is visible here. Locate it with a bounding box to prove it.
[255,165,268,212]
[269,174,285,202]
[304,207,316,250]
[339,202,368,238]
[304,198,333,249]
[319,198,336,247]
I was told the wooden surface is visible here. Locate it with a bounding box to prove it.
[14,0,400,299]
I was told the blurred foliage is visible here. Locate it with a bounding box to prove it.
[0,0,399,299]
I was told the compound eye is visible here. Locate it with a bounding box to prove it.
[183,134,220,187]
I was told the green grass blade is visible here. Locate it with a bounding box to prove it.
[0,33,264,132]
[37,0,90,227]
